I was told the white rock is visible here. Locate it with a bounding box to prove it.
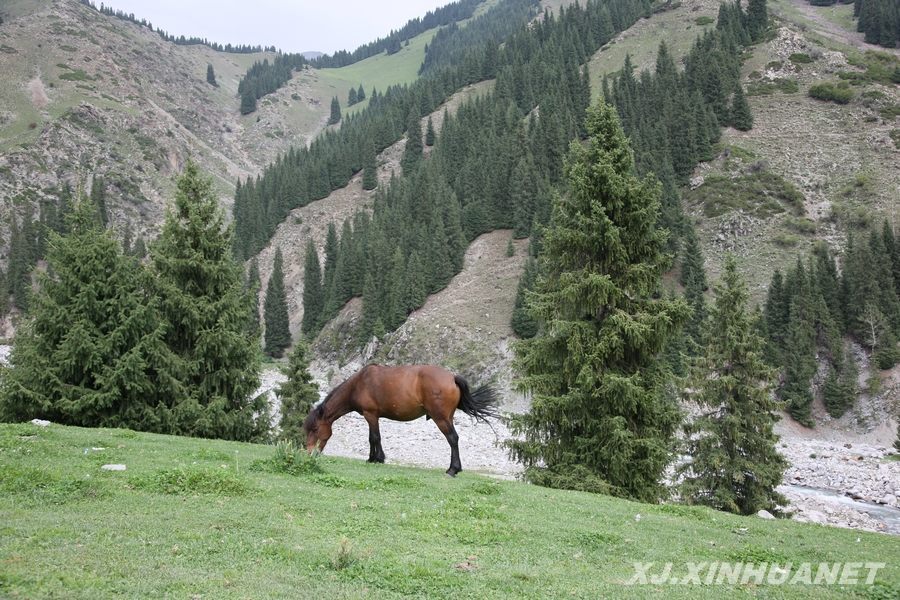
[30,419,51,427]
[101,464,126,471]
[757,509,775,519]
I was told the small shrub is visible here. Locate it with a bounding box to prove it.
[695,16,714,25]
[251,440,322,476]
[766,60,784,70]
[772,232,801,247]
[748,70,762,79]
[879,104,900,120]
[777,78,800,93]
[747,78,798,96]
[889,129,900,149]
[0,466,106,505]
[789,53,813,64]
[331,537,356,570]
[59,69,94,82]
[861,90,887,101]
[470,480,502,496]
[784,216,817,234]
[808,81,853,104]
[131,467,252,496]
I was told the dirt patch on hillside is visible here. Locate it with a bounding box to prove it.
[27,76,48,110]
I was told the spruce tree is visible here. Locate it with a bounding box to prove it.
[357,84,366,102]
[506,101,690,502]
[277,339,320,441]
[206,63,217,86]
[151,162,266,441]
[245,257,261,341]
[0,197,181,430]
[90,176,108,226]
[679,255,787,516]
[301,238,323,337]
[401,108,423,174]
[747,0,768,42]
[729,85,753,131]
[328,96,341,125]
[348,86,358,106]
[511,257,538,339]
[322,223,339,303]
[425,116,436,146]
[362,142,378,191]
[7,216,32,312]
[264,248,291,358]
[681,226,709,353]
[240,91,257,115]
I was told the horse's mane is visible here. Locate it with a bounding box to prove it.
[303,377,351,432]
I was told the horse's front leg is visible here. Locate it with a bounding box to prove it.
[363,412,385,463]
[434,417,461,476]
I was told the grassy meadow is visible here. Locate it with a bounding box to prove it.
[1,422,898,599]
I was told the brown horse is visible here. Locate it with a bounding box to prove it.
[303,364,498,476]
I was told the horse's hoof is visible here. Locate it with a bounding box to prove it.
[446,469,459,477]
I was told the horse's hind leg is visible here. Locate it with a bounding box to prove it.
[434,417,461,476]
[364,412,385,464]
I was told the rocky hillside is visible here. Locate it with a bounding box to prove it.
[0,0,362,248]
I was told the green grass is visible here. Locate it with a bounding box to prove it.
[317,29,436,117]
[1,423,898,598]
[747,77,799,96]
[58,69,95,82]
[812,1,856,32]
[687,171,806,218]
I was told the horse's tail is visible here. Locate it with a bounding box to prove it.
[454,375,500,424]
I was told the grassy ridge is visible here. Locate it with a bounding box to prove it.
[1,423,898,598]
[317,30,437,118]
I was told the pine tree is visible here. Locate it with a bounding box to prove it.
[506,101,690,502]
[322,223,339,305]
[276,339,320,441]
[328,96,341,125]
[824,347,858,418]
[401,108,423,174]
[151,162,266,441]
[245,257,261,341]
[681,225,709,352]
[90,176,108,226]
[301,239,323,337]
[240,91,257,115]
[679,255,787,516]
[511,257,538,339]
[782,297,817,427]
[747,0,768,42]
[0,197,181,430]
[264,248,291,358]
[7,216,32,312]
[425,116,436,146]
[729,85,753,131]
[357,84,366,102]
[206,63,217,86]
[362,142,378,191]
[348,86,358,106]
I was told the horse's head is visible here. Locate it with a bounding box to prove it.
[303,404,332,454]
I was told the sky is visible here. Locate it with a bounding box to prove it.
[101,0,453,54]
